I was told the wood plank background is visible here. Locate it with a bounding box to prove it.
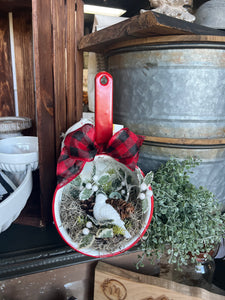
[0,1,31,12]
[32,0,56,224]
[13,10,36,136]
[31,0,83,225]
[66,0,76,131]
[52,0,67,161]
[0,12,15,117]
[74,0,84,123]
[0,0,84,226]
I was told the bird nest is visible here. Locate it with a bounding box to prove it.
[57,155,153,257]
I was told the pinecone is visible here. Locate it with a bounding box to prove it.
[80,195,95,217]
[106,198,134,220]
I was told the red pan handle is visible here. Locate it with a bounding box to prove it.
[95,72,113,145]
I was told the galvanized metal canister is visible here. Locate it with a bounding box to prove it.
[108,42,225,139]
[138,142,225,211]
[107,37,225,210]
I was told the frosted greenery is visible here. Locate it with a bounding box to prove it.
[137,157,225,269]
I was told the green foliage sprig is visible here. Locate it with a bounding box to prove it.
[137,157,225,269]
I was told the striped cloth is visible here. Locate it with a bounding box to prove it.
[0,171,17,202]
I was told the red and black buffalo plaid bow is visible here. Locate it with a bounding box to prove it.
[57,123,144,186]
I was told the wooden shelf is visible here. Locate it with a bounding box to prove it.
[79,10,225,53]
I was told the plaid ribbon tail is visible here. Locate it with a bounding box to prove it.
[57,153,86,186]
[57,124,97,186]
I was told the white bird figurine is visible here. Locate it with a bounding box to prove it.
[93,192,131,239]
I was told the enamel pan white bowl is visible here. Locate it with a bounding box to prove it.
[53,155,154,258]
[0,136,38,172]
[0,166,32,233]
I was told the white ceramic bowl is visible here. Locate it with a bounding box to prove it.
[0,116,32,139]
[0,136,38,172]
[0,166,32,233]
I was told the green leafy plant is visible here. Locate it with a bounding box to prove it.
[137,157,225,269]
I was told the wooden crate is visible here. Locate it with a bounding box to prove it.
[0,0,84,226]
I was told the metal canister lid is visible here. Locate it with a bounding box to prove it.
[195,0,225,29]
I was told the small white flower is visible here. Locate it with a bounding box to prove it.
[139,193,146,200]
[121,189,126,195]
[86,221,93,228]
[146,190,153,198]
[82,228,90,235]
[140,182,147,191]
[93,175,98,182]
[121,181,126,186]
[86,182,92,189]
[92,185,98,192]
